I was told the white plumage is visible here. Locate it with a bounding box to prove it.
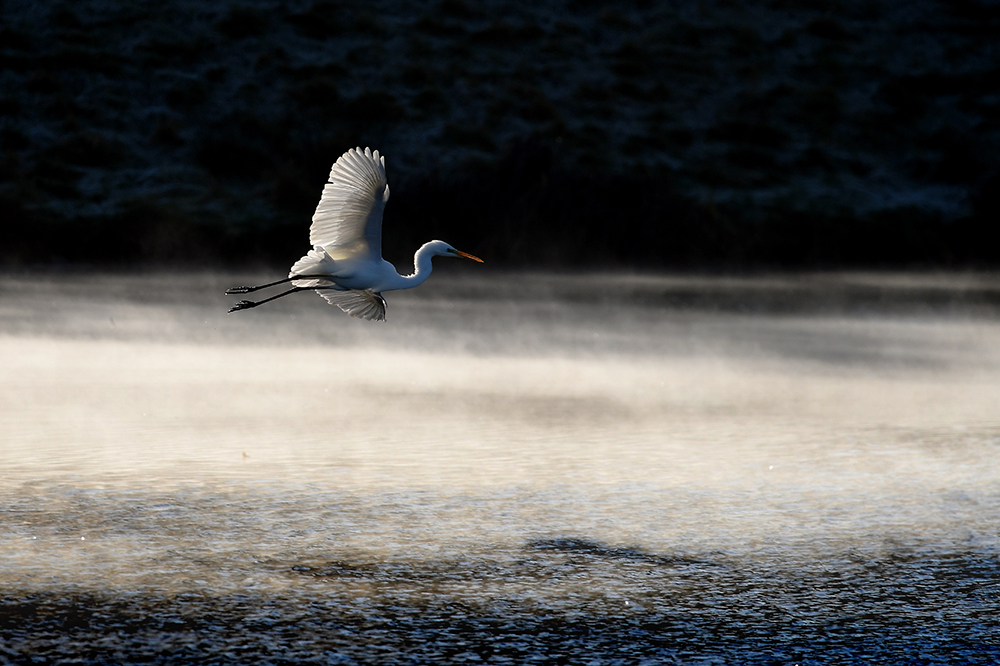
[226,147,482,321]
[309,146,388,256]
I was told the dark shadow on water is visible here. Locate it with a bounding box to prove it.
[527,537,712,566]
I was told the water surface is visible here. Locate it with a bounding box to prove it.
[2,271,999,664]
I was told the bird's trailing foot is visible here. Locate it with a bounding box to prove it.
[228,300,259,313]
[225,286,256,295]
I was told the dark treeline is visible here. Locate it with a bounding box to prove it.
[1,0,998,269]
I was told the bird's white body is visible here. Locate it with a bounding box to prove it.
[291,240,446,292]
[227,147,481,320]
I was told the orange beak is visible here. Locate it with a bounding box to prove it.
[455,250,484,263]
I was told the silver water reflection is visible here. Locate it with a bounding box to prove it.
[2,271,999,664]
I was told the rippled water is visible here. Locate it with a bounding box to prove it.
[2,271,999,664]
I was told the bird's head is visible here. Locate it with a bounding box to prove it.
[430,240,484,263]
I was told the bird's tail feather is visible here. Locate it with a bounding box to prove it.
[289,246,336,288]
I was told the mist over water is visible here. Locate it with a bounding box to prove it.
[2,271,999,664]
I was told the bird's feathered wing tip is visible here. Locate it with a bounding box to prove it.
[317,288,387,321]
[309,147,389,255]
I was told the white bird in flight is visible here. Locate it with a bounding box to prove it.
[226,147,483,321]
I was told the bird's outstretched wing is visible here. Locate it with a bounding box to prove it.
[310,147,389,259]
[317,289,387,321]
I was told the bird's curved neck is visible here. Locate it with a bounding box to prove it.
[388,243,437,290]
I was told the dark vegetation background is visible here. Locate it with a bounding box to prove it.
[1,0,998,270]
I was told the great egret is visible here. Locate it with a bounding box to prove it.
[226,147,482,321]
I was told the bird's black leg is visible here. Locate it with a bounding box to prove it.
[226,277,292,295]
[228,286,311,313]
[225,274,333,295]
